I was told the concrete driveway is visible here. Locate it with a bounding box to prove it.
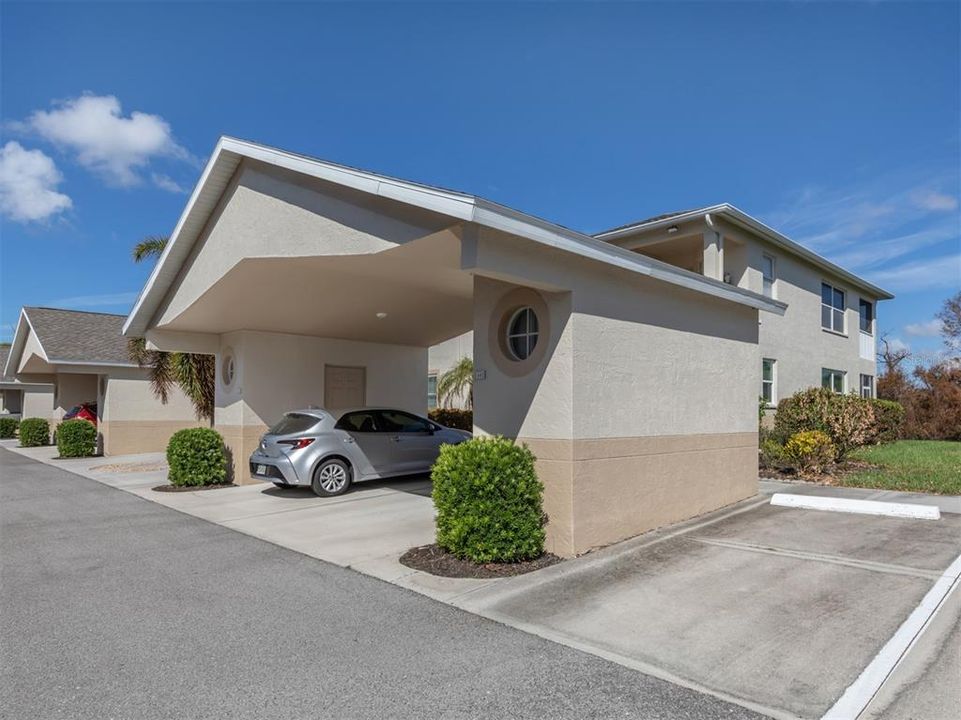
[458,499,961,720]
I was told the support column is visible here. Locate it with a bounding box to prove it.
[702,230,724,281]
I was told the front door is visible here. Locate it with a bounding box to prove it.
[324,365,366,409]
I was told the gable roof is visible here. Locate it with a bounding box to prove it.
[4,307,136,377]
[594,204,894,301]
[0,346,12,382]
[123,137,786,337]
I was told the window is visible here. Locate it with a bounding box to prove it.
[427,374,438,409]
[859,299,874,335]
[762,255,776,298]
[506,306,539,361]
[378,410,431,433]
[821,282,846,334]
[270,413,322,435]
[761,358,776,405]
[221,351,236,387]
[335,411,379,433]
[821,368,846,394]
[860,374,874,399]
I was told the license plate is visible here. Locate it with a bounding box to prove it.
[256,464,267,475]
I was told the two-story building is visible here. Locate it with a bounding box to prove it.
[594,205,893,408]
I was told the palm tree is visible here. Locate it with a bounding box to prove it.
[127,236,215,421]
[437,356,474,409]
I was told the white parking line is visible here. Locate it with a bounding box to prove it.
[771,493,941,520]
[822,552,961,719]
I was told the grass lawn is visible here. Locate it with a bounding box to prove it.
[842,440,961,495]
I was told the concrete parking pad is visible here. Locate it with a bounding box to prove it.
[461,503,961,719]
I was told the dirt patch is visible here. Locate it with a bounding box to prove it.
[760,460,881,486]
[399,544,562,578]
[92,462,167,474]
[152,483,236,493]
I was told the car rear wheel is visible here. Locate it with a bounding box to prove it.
[311,459,352,497]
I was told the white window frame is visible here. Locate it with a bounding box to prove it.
[761,358,777,406]
[860,373,874,399]
[822,368,846,394]
[427,373,438,409]
[506,306,540,361]
[821,282,846,335]
[761,254,776,299]
[858,298,874,336]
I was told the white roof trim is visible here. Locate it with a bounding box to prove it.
[124,138,786,337]
[595,203,894,301]
[3,309,47,378]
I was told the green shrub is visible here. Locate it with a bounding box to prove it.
[428,408,473,432]
[785,430,835,478]
[773,388,874,460]
[869,399,905,444]
[0,417,18,439]
[432,436,545,563]
[18,418,50,447]
[56,419,97,458]
[166,427,227,487]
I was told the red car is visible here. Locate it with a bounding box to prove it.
[64,402,97,426]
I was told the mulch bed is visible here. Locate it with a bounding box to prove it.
[399,544,562,578]
[760,460,880,486]
[152,483,236,493]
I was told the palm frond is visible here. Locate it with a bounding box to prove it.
[132,235,169,263]
[437,356,474,409]
[173,352,216,421]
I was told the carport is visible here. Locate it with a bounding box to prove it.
[124,137,785,557]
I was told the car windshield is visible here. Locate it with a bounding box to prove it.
[268,413,320,435]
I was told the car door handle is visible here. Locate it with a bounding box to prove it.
[343,437,355,444]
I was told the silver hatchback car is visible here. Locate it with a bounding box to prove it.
[248,407,471,496]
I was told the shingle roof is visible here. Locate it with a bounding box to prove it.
[0,346,13,381]
[24,308,134,366]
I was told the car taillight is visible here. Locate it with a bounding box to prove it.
[278,438,315,450]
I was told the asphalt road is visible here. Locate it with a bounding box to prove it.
[0,448,762,720]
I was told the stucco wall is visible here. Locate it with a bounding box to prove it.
[428,332,473,409]
[21,387,54,420]
[99,367,205,455]
[155,162,451,328]
[54,373,98,421]
[215,330,427,483]
[728,221,880,402]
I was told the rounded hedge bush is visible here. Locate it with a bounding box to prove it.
[432,436,545,563]
[56,418,97,458]
[166,427,227,487]
[18,418,50,447]
[773,388,874,460]
[0,417,18,439]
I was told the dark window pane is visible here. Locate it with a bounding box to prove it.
[822,305,831,329]
[821,283,832,305]
[833,288,845,310]
[379,410,429,433]
[335,412,378,433]
[270,413,321,434]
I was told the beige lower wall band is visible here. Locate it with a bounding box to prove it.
[102,420,207,456]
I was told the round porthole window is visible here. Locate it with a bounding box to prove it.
[221,352,235,387]
[506,306,539,361]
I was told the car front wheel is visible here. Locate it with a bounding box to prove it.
[311,458,352,497]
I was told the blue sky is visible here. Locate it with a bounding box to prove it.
[1,1,958,357]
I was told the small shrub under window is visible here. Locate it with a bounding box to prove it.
[432,436,544,563]
[18,418,50,447]
[428,408,473,431]
[784,430,835,478]
[0,417,18,439]
[166,427,227,487]
[56,418,97,458]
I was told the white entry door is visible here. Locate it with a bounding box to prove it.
[324,365,366,408]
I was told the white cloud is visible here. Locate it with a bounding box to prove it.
[150,172,186,194]
[0,141,72,222]
[866,253,961,292]
[886,337,911,354]
[904,319,944,337]
[912,190,958,212]
[48,291,140,309]
[22,94,193,188]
